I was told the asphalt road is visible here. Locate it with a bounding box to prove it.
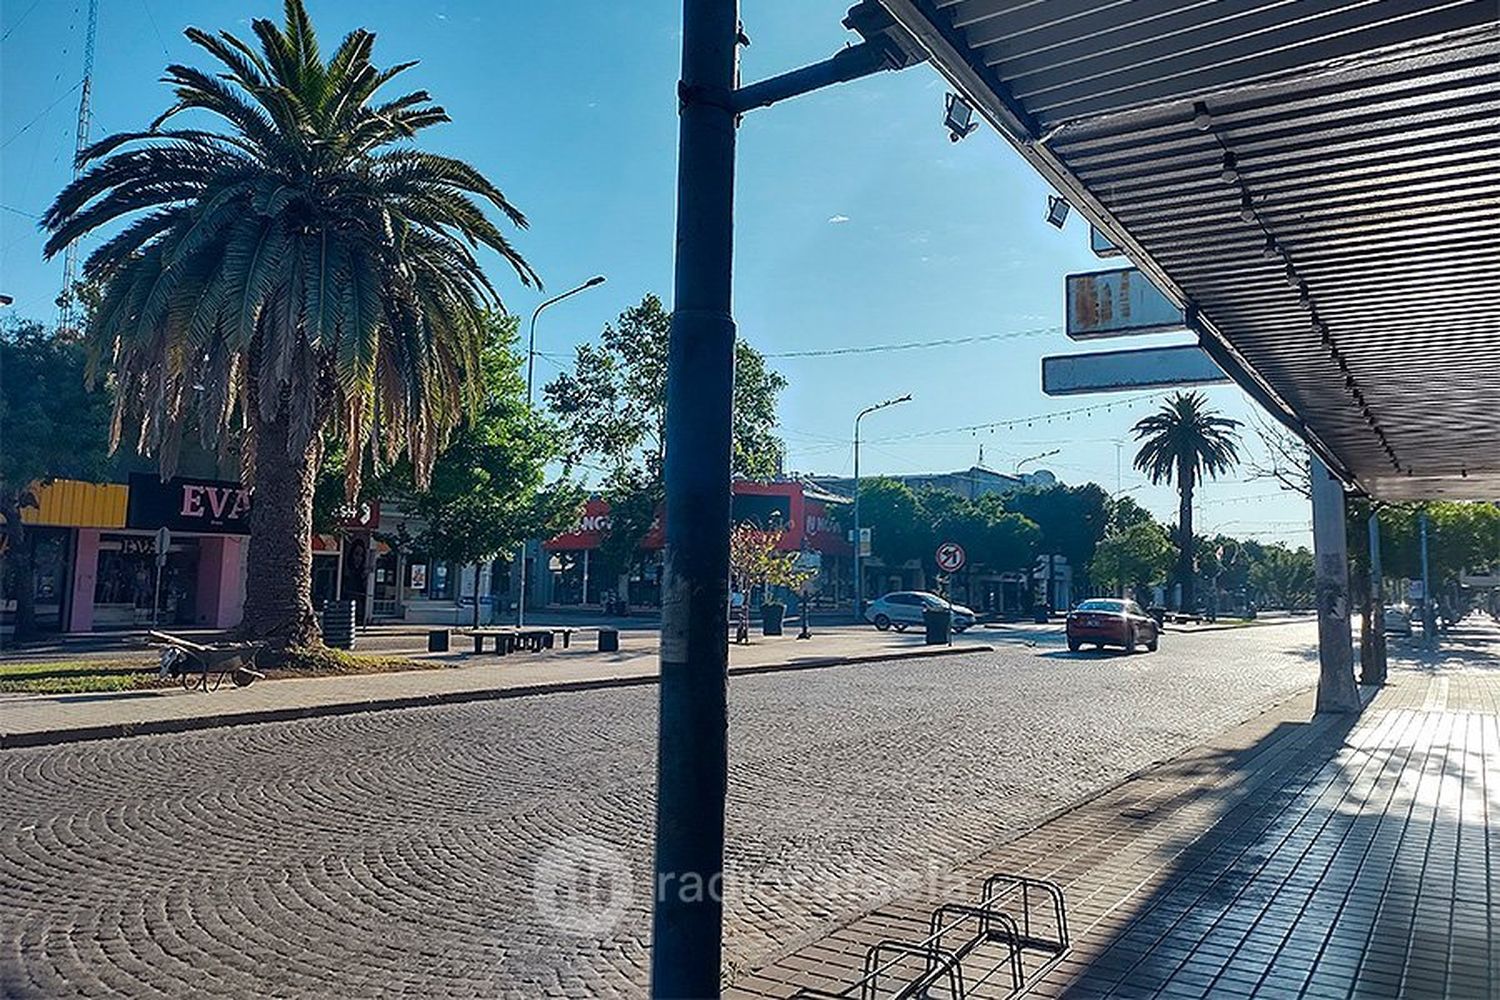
[0,623,1320,998]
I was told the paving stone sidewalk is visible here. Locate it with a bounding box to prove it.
[727,622,1500,1000]
[0,626,992,748]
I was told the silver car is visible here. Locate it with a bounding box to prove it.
[865,591,976,632]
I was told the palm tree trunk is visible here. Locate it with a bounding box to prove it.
[1178,460,1195,611]
[240,413,320,645]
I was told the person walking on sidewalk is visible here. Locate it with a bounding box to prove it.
[731,585,750,644]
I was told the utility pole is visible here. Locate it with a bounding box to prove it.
[1310,456,1359,712]
[853,394,911,616]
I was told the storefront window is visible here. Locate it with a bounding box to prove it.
[401,555,455,601]
[94,533,198,627]
[0,527,71,632]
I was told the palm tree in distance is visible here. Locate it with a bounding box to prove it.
[43,0,538,643]
[1131,392,1242,611]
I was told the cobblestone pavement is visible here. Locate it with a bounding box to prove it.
[0,623,1318,998]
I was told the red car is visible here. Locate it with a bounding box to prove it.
[1066,598,1160,653]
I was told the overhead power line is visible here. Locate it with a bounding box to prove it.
[0,0,45,42]
[762,324,1060,359]
[876,392,1170,443]
[0,80,83,151]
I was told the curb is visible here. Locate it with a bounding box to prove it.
[0,643,993,750]
[1162,617,1313,634]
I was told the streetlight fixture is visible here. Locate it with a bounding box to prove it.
[525,275,606,406]
[517,274,606,627]
[853,393,912,615]
[1014,448,1060,475]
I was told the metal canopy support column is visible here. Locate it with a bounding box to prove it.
[652,2,738,995]
[1311,456,1359,713]
[1362,511,1387,686]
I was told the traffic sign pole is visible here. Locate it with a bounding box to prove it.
[152,527,171,626]
[935,542,966,646]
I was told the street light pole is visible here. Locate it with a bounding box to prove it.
[853,394,912,616]
[517,275,605,627]
[650,5,915,991]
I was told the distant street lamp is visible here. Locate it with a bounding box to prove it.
[526,275,606,406]
[517,274,606,626]
[853,393,912,615]
[1014,448,1060,475]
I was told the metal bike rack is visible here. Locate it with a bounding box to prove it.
[788,871,1069,999]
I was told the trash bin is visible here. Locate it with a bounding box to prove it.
[1032,602,1050,624]
[1147,606,1167,627]
[597,627,620,653]
[924,606,952,645]
[427,629,450,653]
[321,600,356,650]
[761,603,785,637]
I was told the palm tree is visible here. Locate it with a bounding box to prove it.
[42,1,538,643]
[1131,392,1242,610]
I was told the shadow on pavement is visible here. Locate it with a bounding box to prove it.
[1048,695,1492,998]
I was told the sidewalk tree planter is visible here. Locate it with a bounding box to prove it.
[730,522,815,637]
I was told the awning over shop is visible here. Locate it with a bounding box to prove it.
[880,0,1499,500]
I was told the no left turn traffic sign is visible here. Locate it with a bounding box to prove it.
[935,541,966,574]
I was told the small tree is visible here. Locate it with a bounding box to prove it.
[729,522,814,606]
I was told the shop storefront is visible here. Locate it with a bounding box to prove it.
[1,476,251,634]
[541,481,851,609]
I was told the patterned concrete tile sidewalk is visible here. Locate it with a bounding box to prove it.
[0,626,992,748]
[727,623,1500,1000]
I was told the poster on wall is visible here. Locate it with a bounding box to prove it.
[410,564,428,590]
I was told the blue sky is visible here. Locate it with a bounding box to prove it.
[0,0,1313,546]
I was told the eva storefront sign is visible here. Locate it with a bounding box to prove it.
[127,473,251,535]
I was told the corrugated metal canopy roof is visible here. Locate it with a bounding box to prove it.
[881,0,1500,500]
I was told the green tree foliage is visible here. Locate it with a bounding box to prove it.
[41,0,536,642]
[401,318,581,607]
[544,293,788,481]
[1132,392,1242,609]
[855,479,1039,578]
[1090,521,1173,598]
[856,478,928,568]
[1002,482,1110,575]
[593,468,662,595]
[545,293,787,570]
[1368,501,1500,598]
[0,320,114,640]
[1248,544,1316,609]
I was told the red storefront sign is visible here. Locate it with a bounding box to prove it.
[546,483,849,556]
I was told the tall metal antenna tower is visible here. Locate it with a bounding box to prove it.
[57,0,99,335]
